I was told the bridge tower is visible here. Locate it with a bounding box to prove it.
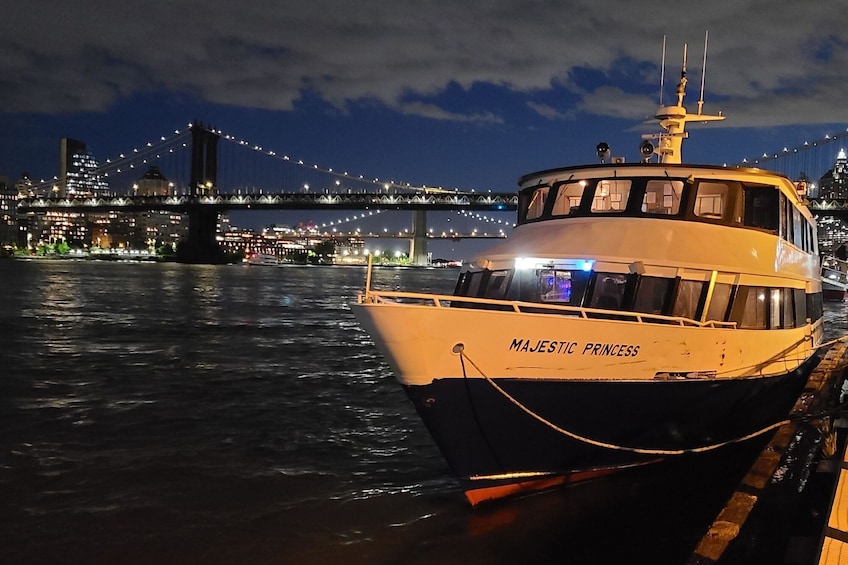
[409,209,429,266]
[178,123,225,263]
[189,124,219,196]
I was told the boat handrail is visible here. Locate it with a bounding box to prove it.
[357,289,738,329]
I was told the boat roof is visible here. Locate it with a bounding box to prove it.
[517,162,806,208]
[518,162,793,186]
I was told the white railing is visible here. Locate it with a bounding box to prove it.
[357,288,738,329]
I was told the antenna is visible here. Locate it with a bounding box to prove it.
[698,31,709,115]
[659,35,667,106]
[676,43,688,106]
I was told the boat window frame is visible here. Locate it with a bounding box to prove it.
[517,182,552,224]
[743,183,780,234]
[589,178,634,214]
[704,282,734,323]
[550,180,590,218]
[641,179,686,216]
[631,275,676,315]
[689,179,744,225]
[482,269,514,300]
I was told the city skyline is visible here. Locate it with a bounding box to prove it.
[3,4,848,181]
[3,2,848,257]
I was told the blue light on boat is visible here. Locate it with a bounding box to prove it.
[581,260,594,272]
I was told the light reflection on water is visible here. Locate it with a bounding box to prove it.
[0,259,845,564]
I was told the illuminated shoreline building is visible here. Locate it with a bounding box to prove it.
[130,165,187,249]
[59,138,110,198]
[816,148,848,251]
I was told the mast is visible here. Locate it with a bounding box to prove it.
[644,36,724,164]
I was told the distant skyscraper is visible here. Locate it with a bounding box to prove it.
[818,148,848,201]
[816,149,848,251]
[59,138,110,197]
[0,175,16,246]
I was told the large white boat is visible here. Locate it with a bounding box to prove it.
[245,252,279,266]
[352,53,825,506]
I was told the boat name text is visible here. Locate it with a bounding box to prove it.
[508,338,640,357]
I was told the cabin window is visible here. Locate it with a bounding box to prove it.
[671,280,704,320]
[551,182,586,216]
[483,270,512,299]
[591,180,632,213]
[642,180,684,215]
[794,289,807,326]
[769,288,781,329]
[780,193,795,244]
[782,289,795,329]
[632,276,673,315]
[589,273,629,309]
[807,292,823,322]
[466,271,485,297]
[792,207,804,248]
[738,286,768,329]
[705,283,733,322]
[539,270,573,303]
[694,182,730,220]
[525,186,550,221]
[743,186,779,232]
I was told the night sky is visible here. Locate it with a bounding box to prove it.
[1,2,847,256]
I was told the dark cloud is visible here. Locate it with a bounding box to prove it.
[2,0,847,127]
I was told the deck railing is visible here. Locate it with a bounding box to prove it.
[357,289,738,329]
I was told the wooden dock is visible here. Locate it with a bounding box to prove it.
[687,342,848,565]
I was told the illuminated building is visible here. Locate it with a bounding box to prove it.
[818,148,848,200]
[816,149,848,250]
[130,165,187,249]
[0,175,15,246]
[59,138,110,197]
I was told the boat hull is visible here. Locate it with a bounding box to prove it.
[352,298,823,504]
[822,282,847,301]
[401,363,816,505]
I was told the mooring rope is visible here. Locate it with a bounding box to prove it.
[454,343,796,456]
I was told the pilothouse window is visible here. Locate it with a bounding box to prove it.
[591,180,632,213]
[694,182,729,219]
[743,185,779,232]
[642,180,684,215]
[551,182,586,216]
[525,186,550,220]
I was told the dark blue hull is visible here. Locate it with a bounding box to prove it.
[402,354,819,504]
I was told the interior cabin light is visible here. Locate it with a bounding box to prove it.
[515,257,539,270]
[515,257,595,271]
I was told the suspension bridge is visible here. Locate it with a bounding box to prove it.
[14,121,848,263]
[16,122,517,263]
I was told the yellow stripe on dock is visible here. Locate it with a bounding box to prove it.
[819,446,848,565]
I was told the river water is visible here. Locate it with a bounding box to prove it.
[1,259,845,564]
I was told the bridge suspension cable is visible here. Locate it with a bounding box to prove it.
[735,126,848,182]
